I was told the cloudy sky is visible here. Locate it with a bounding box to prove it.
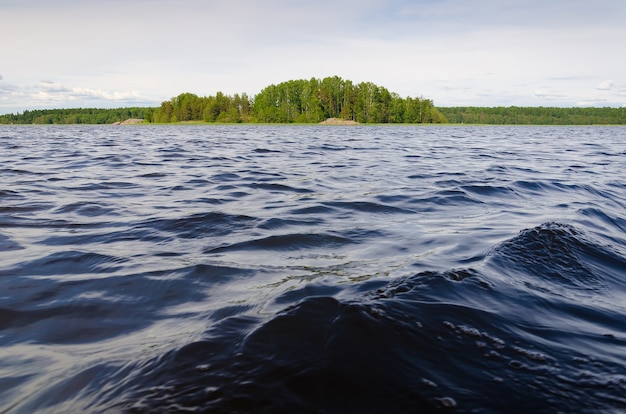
[1,0,625,113]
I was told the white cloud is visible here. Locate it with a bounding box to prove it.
[70,87,142,101]
[37,80,71,93]
[597,80,614,90]
[0,82,20,94]
[576,100,609,107]
[533,89,568,101]
[0,74,3,81]
[28,81,144,103]
[30,80,144,101]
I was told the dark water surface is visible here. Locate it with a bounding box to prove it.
[1,125,625,413]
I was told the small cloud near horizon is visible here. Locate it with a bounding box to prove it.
[31,80,146,103]
[596,80,614,90]
[533,89,566,99]
[576,100,609,107]
[37,80,71,93]
[0,74,3,81]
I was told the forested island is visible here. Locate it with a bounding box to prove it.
[1,76,625,125]
[149,77,446,124]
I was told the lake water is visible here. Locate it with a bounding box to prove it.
[1,125,625,413]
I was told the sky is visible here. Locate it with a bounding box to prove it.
[1,0,625,113]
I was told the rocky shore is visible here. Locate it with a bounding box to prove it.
[112,118,144,125]
[319,117,359,125]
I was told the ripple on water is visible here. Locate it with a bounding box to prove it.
[1,125,626,413]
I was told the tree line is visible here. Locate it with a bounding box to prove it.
[438,106,626,125]
[149,76,447,124]
[0,107,149,125]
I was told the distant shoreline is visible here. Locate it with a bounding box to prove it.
[4,122,625,128]
[2,107,625,126]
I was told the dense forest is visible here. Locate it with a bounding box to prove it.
[149,76,447,124]
[0,107,149,125]
[439,106,626,125]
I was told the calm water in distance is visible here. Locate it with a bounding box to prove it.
[1,125,625,413]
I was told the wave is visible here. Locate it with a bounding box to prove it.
[205,232,360,254]
[39,222,620,413]
[0,262,252,346]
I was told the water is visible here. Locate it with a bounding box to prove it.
[1,125,625,413]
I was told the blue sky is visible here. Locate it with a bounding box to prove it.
[1,0,625,113]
